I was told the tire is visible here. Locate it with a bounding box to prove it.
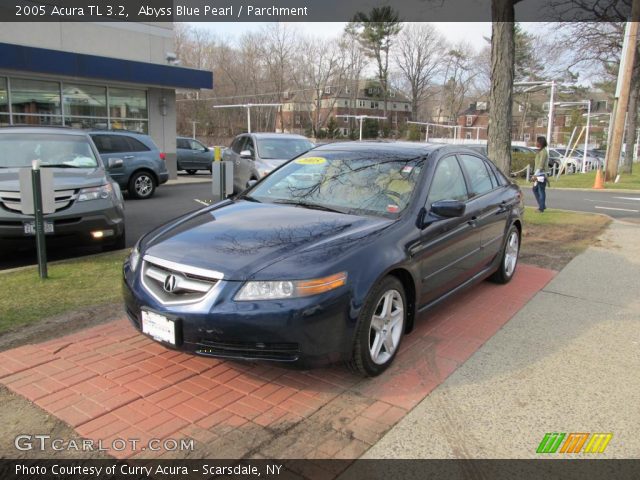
[489,225,520,284]
[347,276,406,377]
[186,169,197,175]
[128,171,156,199]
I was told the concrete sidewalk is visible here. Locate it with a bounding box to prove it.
[363,220,640,459]
[165,173,211,186]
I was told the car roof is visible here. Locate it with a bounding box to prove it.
[0,126,88,136]
[312,141,445,156]
[250,133,311,140]
[89,129,149,137]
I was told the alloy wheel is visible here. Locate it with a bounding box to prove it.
[504,230,519,277]
[369,289,404,365]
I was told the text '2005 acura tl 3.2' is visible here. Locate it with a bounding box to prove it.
[123,142,524,376]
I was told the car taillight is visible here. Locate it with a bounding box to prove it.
[159,152,166,161]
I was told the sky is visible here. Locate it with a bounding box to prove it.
[188,22,495,50]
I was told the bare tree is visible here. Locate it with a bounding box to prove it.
[394,23,444,119]
[294,37,346,136]
[438,43,479,123]
[340,24,369,136]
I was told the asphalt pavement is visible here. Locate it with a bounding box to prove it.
[523,187,640,222]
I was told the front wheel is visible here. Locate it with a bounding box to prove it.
[489,225,520,284]
[348,276,406,377]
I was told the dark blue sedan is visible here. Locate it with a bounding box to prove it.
[123,142,523,376]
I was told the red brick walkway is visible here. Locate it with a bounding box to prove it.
[0,265,554,460]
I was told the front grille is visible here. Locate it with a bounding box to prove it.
[141,255,223,305]
[196,339,300,362]
[0,189,76,213]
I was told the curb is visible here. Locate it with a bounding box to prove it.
[0,248,129,275]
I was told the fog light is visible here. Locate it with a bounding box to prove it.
[91,229,114,239]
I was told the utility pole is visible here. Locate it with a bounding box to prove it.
[606,17,640,180]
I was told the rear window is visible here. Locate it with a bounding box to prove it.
[125,137,150,152]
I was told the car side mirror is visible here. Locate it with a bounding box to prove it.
[246,179,258,188]
[430,200,466,218]
[240,150,253,159]
[108,158,124,168]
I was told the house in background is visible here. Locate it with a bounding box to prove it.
[277,80,413,138]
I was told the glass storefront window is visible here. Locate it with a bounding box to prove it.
[63,84,107,118]
[110,119,148,133]
[12,114,62,126]
[109,88,147,120]
[64,117,109,130]
[0,78,7,113]
[0,115,10,126]
[11,78,61,116]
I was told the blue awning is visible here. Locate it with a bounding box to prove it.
[0,42,213,90]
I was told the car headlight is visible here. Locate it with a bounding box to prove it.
[77,184,113,202]
[235,272,347,301]
[129,246,141,272]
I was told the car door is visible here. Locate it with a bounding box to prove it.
[176,138,190,169]
[91,134,131,188]
[458,154,510,269]
[188,139,212,170]
[226,135,247,191]
[415,155,480,306]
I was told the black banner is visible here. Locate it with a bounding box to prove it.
[0,0,634,22]
[2,459,640,480]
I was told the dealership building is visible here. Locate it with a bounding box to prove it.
[0,22,213,177]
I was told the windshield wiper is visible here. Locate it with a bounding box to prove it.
[238,194,261,203]
[272,199,345,214]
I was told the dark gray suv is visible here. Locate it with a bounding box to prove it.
[90,131,169,199]
[0,127,125,252]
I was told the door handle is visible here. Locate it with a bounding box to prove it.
[498,201,509,213]
[468,216,478,227]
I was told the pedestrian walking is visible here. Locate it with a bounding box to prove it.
[532,136,549,212]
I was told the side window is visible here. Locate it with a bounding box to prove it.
[459,154,494,196]
[231,136,245,154]
[244,137,255,156]
[177,139,189,149]
[90,135,128,154]
[427,156,468,207]
[189,139,204,151]
[126,137,150,152]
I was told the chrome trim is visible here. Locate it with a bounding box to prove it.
[0,189,77,213]
[143,254,224,280]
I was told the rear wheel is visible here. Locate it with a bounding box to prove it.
[186,169,197,175]
[348,276,406,377]
[128,171,156,199]
[489,225,520,284]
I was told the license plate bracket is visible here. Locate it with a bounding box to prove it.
[141,310,179,345]
[24,221,54,235]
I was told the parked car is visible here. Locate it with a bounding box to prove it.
[0,127,125,253]
[89,130,169,199]
[177,137,213,174]
[222,133,314,193]
[123,142,523,376]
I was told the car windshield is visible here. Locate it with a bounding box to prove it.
[256,138,314,160]
[0,133,99,168]
[246,150,426,218]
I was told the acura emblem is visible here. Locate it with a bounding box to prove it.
[163,274,178,293]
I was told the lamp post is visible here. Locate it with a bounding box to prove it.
[213,103,283,133]
[336,115,387,141]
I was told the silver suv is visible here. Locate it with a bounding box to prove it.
[0,127,125,253]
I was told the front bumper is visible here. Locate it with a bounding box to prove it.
[0,199,125,248]
[122,261,355,369]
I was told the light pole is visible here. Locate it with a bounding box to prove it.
[555,100,591,173]
[514,80,557,144]
[336,115,387,141]
[212,103,283,133]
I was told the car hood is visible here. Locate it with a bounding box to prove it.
[0,167,106,191]
[142,200,392,281]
